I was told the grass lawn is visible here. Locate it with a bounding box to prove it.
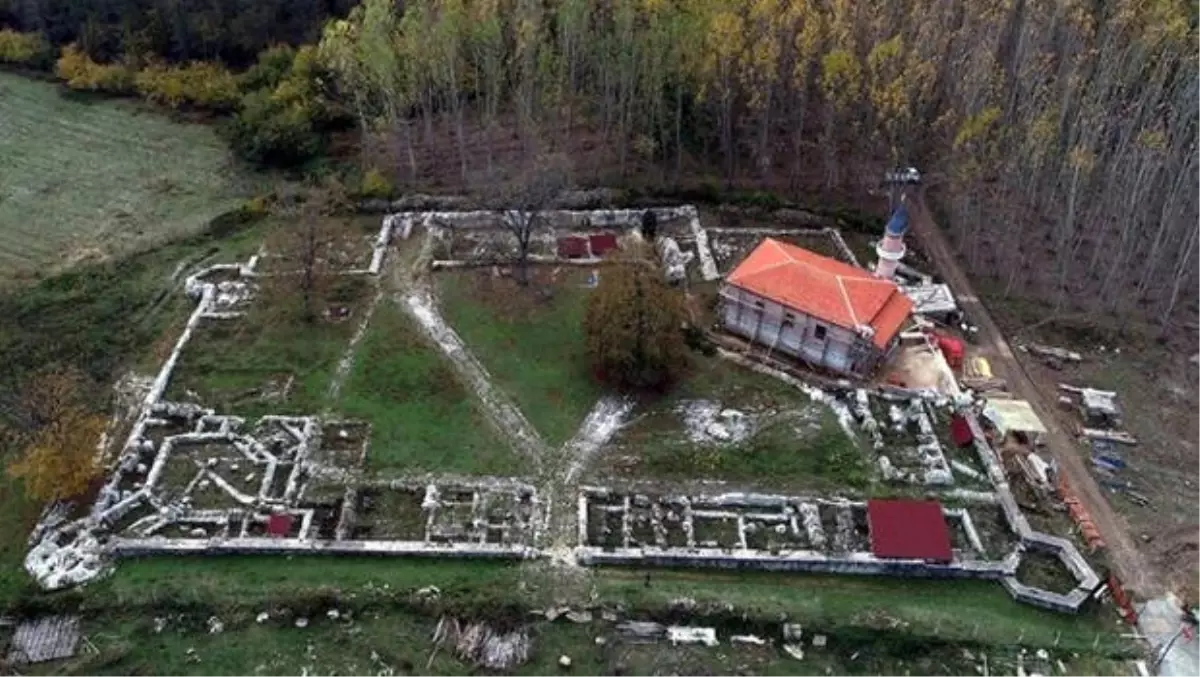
[335,300,526,476]
[434,267,604,446]
[165,276,372,418]
[82,556,524,611]
[28,556,1134,675]
[595,568,1136,657]
[592,356,869,491]
[0,72,265,281]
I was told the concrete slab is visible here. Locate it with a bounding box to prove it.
[1139,594,1200,676]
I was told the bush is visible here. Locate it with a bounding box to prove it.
[238,44,297,92]
[0,29,53,69]
[224,44,328,167]
[359,168,394,199]
[583,245,690,391]
[55,44,134,95]
[224,88,324,166]
[205,202,270,239]
[135,60,239,111]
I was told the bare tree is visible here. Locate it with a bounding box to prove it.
[477,153,571,286]
[263,180,349,323]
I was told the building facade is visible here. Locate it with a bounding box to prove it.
[719,238,913,377]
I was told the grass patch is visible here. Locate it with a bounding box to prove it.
[55,612,1021,677]
[20,555,1133,676]
[434,267,604,446]
[166,276,371,418]
[336,301,524,476]
[646,420,866,488]
[1016,551,1080,595]
[80,556,522,612]
[598,357,869,491]
[595,568,1135,657]
[0,72,265,281]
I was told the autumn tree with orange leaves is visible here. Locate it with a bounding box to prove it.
[4,368,106,503]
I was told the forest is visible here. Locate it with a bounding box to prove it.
[1,0,1197,334]
[0,0,356,66]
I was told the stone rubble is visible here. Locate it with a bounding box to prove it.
[667,626,718,647]
[678,400,754,445]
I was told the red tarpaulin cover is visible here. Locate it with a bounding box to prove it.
[866,498,953,563]
[950,414,975,448]
[934,333,965,370]
[267,513,294,537]
[589,233,620,257]
[557,236,588,259]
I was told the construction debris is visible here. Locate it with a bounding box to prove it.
[616,621,665,643]
[440,618,532,671]
[6,616,81,664]
[1080,427,1138,446]
[783,644,805,660]
[1058,384,1122,427]
[1125,491,1150,507]
[667,626,718,647]
[1021,343,1082,364]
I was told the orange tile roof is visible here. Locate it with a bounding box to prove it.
[725,238,914,348]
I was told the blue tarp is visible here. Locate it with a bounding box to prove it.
[885,205,910,236]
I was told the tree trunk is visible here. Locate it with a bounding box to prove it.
[674,85,683,187]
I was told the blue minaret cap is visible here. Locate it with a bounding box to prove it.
[885,204,909,237]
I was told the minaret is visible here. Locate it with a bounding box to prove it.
[875,197,909,280]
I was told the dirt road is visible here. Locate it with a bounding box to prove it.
[907,190,1164,597]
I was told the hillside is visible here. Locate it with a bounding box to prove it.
[0,72,259,283]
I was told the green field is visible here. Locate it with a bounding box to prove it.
[164,275,373,418]
[592,356,868,491]
[434,268,604,446]
[20,556,1135,675]
[336,301,525,476]
[0,72,261,280]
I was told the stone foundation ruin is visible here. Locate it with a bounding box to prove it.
[23,205,1098,614]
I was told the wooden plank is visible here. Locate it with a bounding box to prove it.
[1024,343,1082,362]
[1058,383,1117,398]
[1079,427,1138,445]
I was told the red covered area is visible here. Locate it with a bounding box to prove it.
[934,332,965,370]
[589,233,620,257]
[866,499,953,563]
[557,236,588,258]
[950,414,974,448]
[267,513,294,537]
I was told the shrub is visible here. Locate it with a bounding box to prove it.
[0,29,52,69]
[583,244,690,391]
[359,168,393,199]
[224,88,324,166]
[135,60,239,111]
[244,194,272,217]
[224,44,328,167]
[55,44,134,95]
[238,44,297,92]
[205,201,270,239]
